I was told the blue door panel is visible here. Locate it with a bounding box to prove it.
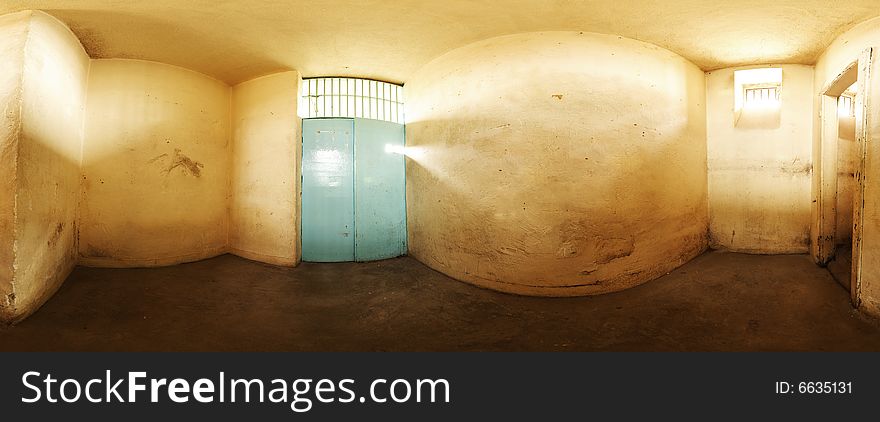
[354,118,407,261]
[301,119,355,262]
[301,117,406,262]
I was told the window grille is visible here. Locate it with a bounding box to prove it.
[743,86,779,106]
[301,77,404,123]
[838,94,855,117]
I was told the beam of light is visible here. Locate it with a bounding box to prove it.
[384,144,405,154]
[385,144,424,158]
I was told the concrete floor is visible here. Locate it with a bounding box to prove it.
[1,250,879,351]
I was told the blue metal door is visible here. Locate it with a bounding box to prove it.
[354,118,407,261]
[301,119,355,262]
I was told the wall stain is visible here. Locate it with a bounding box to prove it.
[780,158,812,174]
[64,23,109,57]
[47,222,64,247]
[555,240,579,258]
[82,244,110,258]
[474,123,512,135]
[551,94,564,100]
[150,149,204,177]
[595,236,635,264]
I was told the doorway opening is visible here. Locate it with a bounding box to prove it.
[827,84,858,290]
[300,117,407,262]
[813,48,873,306]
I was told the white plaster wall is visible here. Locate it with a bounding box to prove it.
[706,65,814,253]
[404,31,708,296]
[80,59,230,267]
[230,71,302,265]
[814,16,880,316]
[0,11,30,321]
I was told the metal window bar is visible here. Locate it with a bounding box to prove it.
[839,95,855,117]
[744,87,778,104]
[302,77,405,123]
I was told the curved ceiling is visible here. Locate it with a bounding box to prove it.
[2,0,879,85]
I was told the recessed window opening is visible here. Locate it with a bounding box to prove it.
[300,77,404,123]
[733,68,783,128]
[733,67,782,114]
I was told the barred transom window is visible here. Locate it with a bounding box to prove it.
[301,77,404,123]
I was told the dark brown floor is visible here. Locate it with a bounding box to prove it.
[1,250,879,351]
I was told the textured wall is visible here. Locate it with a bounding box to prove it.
[706,65,814,253]
[0,11,89,322]
[0,11,30,321]
[230,71,301,265]
[814,16,880,316]
[80,59,230,267]
[404,31,708,296]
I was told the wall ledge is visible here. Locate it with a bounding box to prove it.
[413,242,707,297]
[79,246,228,268]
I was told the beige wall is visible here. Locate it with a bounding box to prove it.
[80,59,230,267]
[230,71,302,265]
[837,109,856,244]
[706,65,814,254]
[404,31,708,296]
[0,11,89,322]
[814,16,880,316]
[0,11,30,321]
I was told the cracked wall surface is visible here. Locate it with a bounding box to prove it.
[404,32,709,296]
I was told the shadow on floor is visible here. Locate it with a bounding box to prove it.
[1,250,879,351]
[827,244,852,292]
